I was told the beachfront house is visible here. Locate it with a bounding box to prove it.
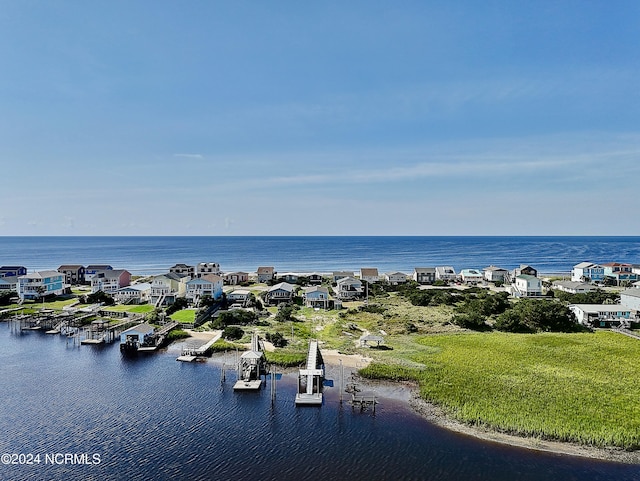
[507,265,538,284]
[85,265,113,284]
[224,271,250,285]
[185,274,223,304]
[552,281,595,295]
[333,271,355,282]
[413,267,436,285]
[621,288,640,311]
[385,272,408,285]
[602,263,638,285]
[115,283,151,305]
[435,266,457,283]
[196,262,221,277]
[257,266,275,283]
[460,269,484,285]
[0,277,18,293]
[483,266,508,283]
[335,276,363,300]
[227,289,251,307]
[0,266,27,278]
[359,268,379,284]
[18,270,65,301]
[510,274,543,298]
[279,272,299,283]
[58,265,86,286]
[170,263,195,278]
[264,282,295,305]
[571,262,605,282]
[308,273,324,285]
[150,273,185,307]
[303,286,330,309]
[569,304,635,328]
[91,269,131,294]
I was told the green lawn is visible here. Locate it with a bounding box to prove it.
[361,331,640,449]
[101,304,155,314]
[170,309,197,324]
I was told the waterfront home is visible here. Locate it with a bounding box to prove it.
[185,274,223,304]
[359,268,379,284]
[18,270,65,300]
[224,271,249,285]
[569,304,635,328]
[169,263,195,278]
[0,276,18,292]
[279,272,299,283]
[507,265,538,283]
[332,271,354,282]
[510,274,543,298]
[58,265,86,285]
[150,273,185,307]
[602,263,639,285]
[435,266,457,282]
[91,269,131,294]
[552,280,595,294]
[335,276,363,300]
[460,269,484,285]
[303,286,330,309]
[483,266,508,283]
[308,273,324,285]
[85,265,113,284]
[196,262,221,277]
[227,289,251,306]
[257,266,275,283]
[265,282,295,305]
[571,262,605,282]
[620,288,640,311]
[0,266,27,278]
[385,272,408,285]
[413,267,436,285]
[115,283,151,305]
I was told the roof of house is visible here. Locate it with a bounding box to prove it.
[257,266,274,274]
[86,265,112,270]
[385,271,407,277]
[552,280,594,290]
[460,269,483,276]
[228,289,251,296]
[621,288,640,298]
[0,266,26,270]
[602,262,632,267]
[414,267,436,273]
[0,277,18,284]
[484,265,508,272]
[118,283,151,292]
[58,265,84,270]
[336,276,361,285]
[569,304,631,313]
[170,263,194,269]
[22,270,62,279]
[436,266,456,274]
[201,274,223,283]
[268,282,294,292]
[574,262,602,269]
[333,271,354,276]
[304,286,329,295]
[121,323,156,335]
[360,268,379,277]
[225,271,249,276]
[516,274,539,281]
[94,269,129,279]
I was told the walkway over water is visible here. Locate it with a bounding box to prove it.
[295,339,325,405]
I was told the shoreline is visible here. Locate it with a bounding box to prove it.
[348,373,640,465]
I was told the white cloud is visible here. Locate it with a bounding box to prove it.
[173,153,204,160]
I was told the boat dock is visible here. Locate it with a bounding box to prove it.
[232,332,267,390]
[176,330,222,361]
[295,339,325,405]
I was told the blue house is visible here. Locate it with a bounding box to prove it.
[18,270,65,300]
[0,266,27,277]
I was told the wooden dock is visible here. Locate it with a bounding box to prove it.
[295,339,325,405]
[176,331,222,362]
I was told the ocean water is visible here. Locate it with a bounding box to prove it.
[0,328,637,481]
[0,236,639,275]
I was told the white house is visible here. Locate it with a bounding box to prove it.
[185,274,223,304]
[483,266,508,283]
[435,266,457,282]
[569,304,635,328]
[303,286,330,309]
[335,276,362,300]
[385,272,407,285]
[359,268,379,284]
[620,288,640,311]
[196,262,221,277]
[18,270,65,301]
[552,281,595,294]
[264,282,295,305]
[227,289,252,306]
[460,269,484,285]
[333,271,354,282]
[0,277,18,293]
[224,272,249,285]
[571,262,605,282]
[511,275,543,298]
[115,283,151,305]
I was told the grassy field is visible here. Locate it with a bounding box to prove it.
[101,305,155,314]
[361,331,640,449]
[170,309,197,324]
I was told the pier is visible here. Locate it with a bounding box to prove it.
[176,330,222,362]
[233,332,267,390]
[83,318,141,345]
[295,339,325,405]
[120,321,179,353]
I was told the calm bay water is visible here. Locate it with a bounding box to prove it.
[1,236,639,275]
[0,328,638,481]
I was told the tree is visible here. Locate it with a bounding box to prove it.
[222,326,244,341]
[494,299,577,333]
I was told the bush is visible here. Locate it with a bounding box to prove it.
[213,309,258,329]
[85,291,115,306]
[494,299,577,333]
[222,326,244,341]
[265,331,288,348]
[166,297,188,315]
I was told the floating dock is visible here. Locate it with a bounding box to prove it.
[233,332,267,390]
[295,339,325,406]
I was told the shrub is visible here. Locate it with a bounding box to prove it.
[222,326,244,341]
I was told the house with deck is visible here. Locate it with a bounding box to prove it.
[602,263,638,285]
[169,263,195,278]
[196,262,221,277]
[85,265,113,284]
[333,271,354,282]
[264,282,295,305]
[385,272,407,285]
[257,267,275,283]
[507,265,537,283]
[335,276,362,300]
[460,269,484,285]
[413,267,436,285]
[359,268,379,284]
[308,273,324,285]
[58,265,86,285]
[510,274,543,298]
[18,270,65,300]
[303,286,330,309]
[0,277,18,293]
[150,273,186,307]
[0,266,27,278]
[224,271,250,285]
[115,283,151,304]
[571,262,605,282]
[569,304,635,328]
[227,289,252,307]
[91,269,131,294]
[483,266,508,283]
[185,274,223,304]
[435,266,457,282]
[552,280,595,294]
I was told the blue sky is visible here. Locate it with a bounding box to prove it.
[1,1,639,235]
